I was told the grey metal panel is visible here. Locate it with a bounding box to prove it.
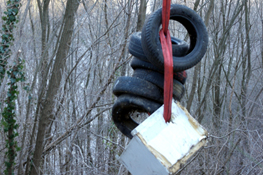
[120,136,168,175]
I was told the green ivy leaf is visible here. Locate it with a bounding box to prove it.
[7,92,11,97]
[10,77,16,83]
[1,2,23,174]
[12,8,18,15]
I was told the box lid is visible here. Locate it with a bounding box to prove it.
[131,100,208,167]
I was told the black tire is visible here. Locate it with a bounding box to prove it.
[172,79,185,101]
[170,37,189,56]
[173,71,187,84]
[141,4,208,72]
[130,57,187,84]
[130,57,160,72]
[132,69,185,101]
[128,32,149,62]
[112,94,162,138]
[128,32,189,61]
[113,76,164,103]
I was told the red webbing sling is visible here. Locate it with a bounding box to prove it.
[159,0,173,122]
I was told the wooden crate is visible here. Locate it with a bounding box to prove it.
[119,100,208,175]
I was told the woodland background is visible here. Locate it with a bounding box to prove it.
[0,0,262,174]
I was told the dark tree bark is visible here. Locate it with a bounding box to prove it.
[30,0,80,174]
[136,0,147,31]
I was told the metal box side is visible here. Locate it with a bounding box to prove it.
[119,136,169,175]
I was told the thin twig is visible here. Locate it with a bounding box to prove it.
[216,138,241,175]
[209,129,245,139]
[246,159,263,175]
[174,147,204,175]
[90,131,125,150]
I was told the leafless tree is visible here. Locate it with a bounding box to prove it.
[0,0,262,174]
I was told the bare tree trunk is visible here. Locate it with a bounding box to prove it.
[193,0,201,11]
[25,1,51,172]
[30,1,80,174]
[39,0,51,91]
[186,62,200,112]
[187,0,213,118]
[212,66,221,129]
[261,18,263,67]
[238,1,251,172]
[136,0,146,31]
[96,109,104,173]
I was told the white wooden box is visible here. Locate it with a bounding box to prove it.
[119,100,208,175]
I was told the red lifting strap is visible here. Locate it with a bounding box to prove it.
[160,0,173,122]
